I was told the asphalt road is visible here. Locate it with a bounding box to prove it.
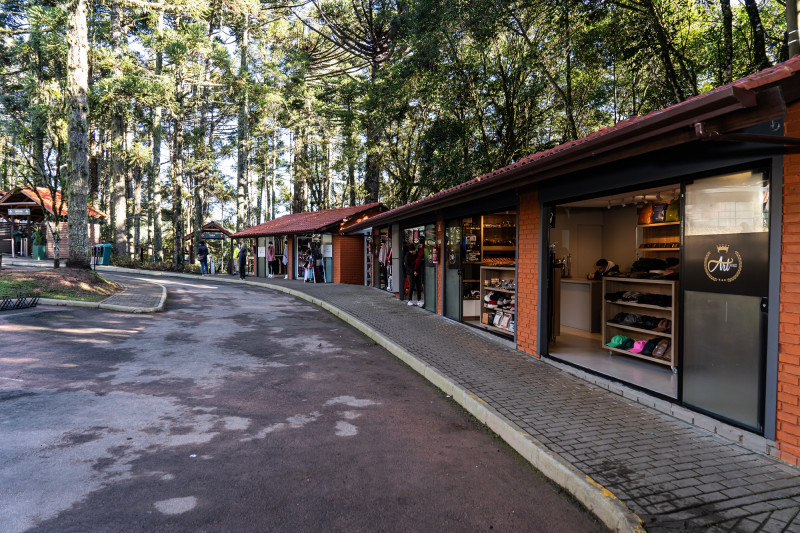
[0,276,604,532]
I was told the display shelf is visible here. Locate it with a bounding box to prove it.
[483,246,516,252]
[636,208,680,259]
[602,277,678,370]
[480,265,516,337]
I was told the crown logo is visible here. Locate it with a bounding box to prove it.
[716,244,729,253]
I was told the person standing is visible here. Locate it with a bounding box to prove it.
[282,240,289,279]
[13,227,22,256]
[267,241,276,278]
[198,240,209,276]
[238,242,248,281]
[404,243,420,306]
[232,244,240,275]
[413,243,425,307]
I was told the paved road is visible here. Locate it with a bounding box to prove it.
[0,276,603,532]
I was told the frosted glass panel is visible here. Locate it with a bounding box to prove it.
[685,171,768,235]
[683,291,762,429]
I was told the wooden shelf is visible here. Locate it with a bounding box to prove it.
[605,345,673,366]
[485,286,515,294]
[638,247,680,251]
[606,322,672,338]
[483,245,516,252]
[605,299,672,311]
[481,323,514,336]
[637,222,680,228]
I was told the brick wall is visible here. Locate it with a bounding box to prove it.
[516,186,540,356]
[44,222,101,258]
[333,235,365,284]
[778,102,800,465]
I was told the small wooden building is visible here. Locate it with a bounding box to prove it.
[0,187,106,258]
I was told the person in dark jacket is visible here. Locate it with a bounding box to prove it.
[587,258,619,280]
[198,240,209,275]
[404,243,422,306]
[237,242,248,280]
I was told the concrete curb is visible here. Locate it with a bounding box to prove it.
[38,280,167,314]
[75,268,645,531]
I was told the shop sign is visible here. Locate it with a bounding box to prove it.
[8,208,30,215]
[684,233,769,296]
[201,232,224,240]
[703,244,742,283]
[257,246,266,257]
[322,244,333,258]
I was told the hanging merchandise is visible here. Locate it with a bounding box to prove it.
[665,199,680,222]
[432,245,439,263]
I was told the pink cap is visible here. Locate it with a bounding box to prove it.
[629,340,647,353]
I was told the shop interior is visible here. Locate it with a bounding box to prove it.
[458,210,517,337]
[547,185,681,398]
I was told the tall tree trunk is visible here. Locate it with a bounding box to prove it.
[788,0,800,58]
[292,128,309,213]
[110,3,127,256]
[66,0,90,269]
[744,0,771,71]
[720,0,733,84]
[171,92,185,265]
[236,17,250,231]
[150,11,164,261]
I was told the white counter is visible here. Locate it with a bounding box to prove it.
[560,279,602,332]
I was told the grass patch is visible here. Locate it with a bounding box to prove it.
[0,268,121,301]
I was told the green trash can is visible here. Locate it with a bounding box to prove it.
[99,243,112,265]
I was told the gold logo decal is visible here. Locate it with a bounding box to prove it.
[704,244,742,282]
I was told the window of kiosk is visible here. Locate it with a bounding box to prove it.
[546,186,681,399]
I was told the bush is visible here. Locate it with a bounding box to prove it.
[109,255,201,274]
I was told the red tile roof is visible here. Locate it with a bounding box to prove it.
[232,203,386,238]
[350,56,800,230]
[0,187,107,218]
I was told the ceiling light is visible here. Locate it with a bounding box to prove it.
[607,200,611,210]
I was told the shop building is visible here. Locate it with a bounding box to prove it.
[0,187,105,258]
[232,203,386,283]
[347,58,800,465]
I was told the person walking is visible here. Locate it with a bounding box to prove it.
[282,240,289,279]
[198,240,209,275]
[238,242,248,281]
[267,241,276,278]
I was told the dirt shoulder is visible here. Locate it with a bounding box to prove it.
[0,268,121,301]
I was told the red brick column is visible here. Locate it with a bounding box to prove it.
[333,235,365,284]
[516,186,540,356]
[778,102,800,465]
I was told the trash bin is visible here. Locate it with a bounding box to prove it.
[98,243,112,266]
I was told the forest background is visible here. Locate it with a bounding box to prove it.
[0,0,791,267]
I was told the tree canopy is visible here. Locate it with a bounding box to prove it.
[0,0,789,264]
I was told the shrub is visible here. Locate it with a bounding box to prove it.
[109,256,201,274]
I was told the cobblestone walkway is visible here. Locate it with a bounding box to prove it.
[99,274,164,309]
[244,278,800,533]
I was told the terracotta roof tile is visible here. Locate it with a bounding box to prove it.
[0,187,107,218]
[232,203,385,238]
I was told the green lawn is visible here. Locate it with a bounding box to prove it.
[0,268,120,302]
